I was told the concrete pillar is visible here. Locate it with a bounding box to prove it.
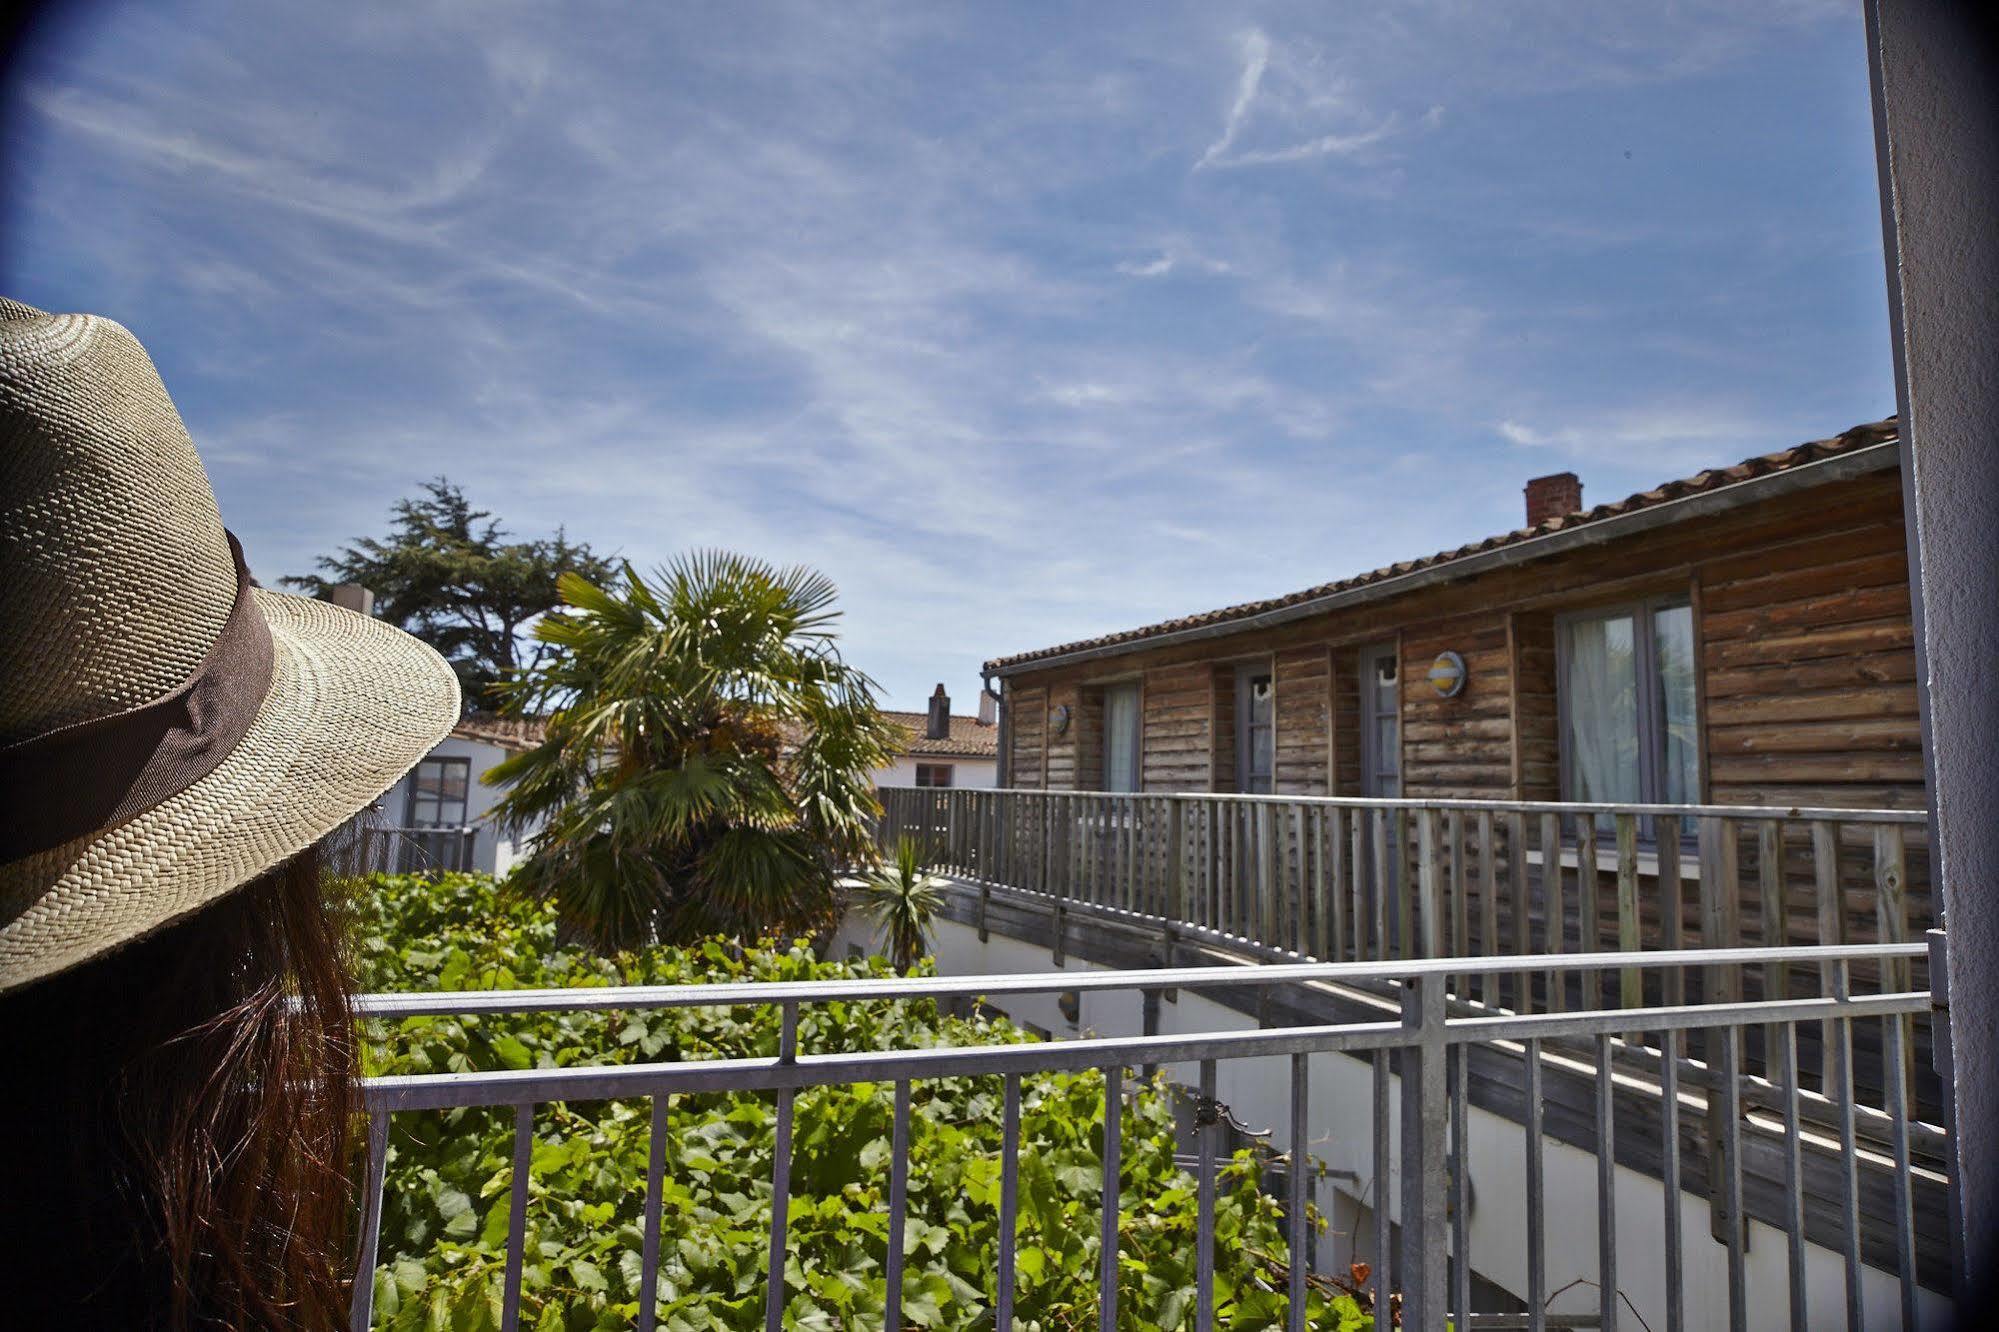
[1866,0,1999,1308]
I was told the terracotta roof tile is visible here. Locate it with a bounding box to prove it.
[450,712,548,752]
[881,711,1000,758]
[985,418,1898,672]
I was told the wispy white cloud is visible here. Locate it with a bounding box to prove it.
[1196,28,1272,168]
[1193,26,1425,171]
[3,0,1889,704]
[1494,408,1787,471]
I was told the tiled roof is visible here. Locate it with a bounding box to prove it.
[985,417,1899,672]
[883,711,1001,758]
[450,713,548,752]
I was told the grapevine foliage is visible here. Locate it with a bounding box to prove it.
[352,873,1372,1331]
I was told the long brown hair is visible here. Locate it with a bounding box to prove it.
[0,846,359,1329]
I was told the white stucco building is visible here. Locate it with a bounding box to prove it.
[874,684,1000,789]
[337,713,546,878]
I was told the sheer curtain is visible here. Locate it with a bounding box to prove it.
[1562,613,1641,807]
[1104,684,1139,792]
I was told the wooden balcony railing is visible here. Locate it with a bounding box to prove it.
[875,787,1938,1129]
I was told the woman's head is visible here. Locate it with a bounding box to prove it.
[0,300,460,1327]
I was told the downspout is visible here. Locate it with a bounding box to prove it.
[982,669,1008,788]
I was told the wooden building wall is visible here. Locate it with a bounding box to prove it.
[1141,663,1210,791]
[1399,615,1512,799]
[1694,495,1920,809]
[1001,465,1923,812]
[1273,646,1332,795]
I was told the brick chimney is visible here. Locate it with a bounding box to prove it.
[977,689,997,726]
[1523,472,1583,527]
[926,683,950,740]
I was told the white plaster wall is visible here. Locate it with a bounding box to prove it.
[876,756,999,789]
[375,737,538,877]
[830,908,1950,1328]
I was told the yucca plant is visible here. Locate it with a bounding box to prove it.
[488,551,902,952]
[849,835,945,973]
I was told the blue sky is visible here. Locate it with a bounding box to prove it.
[3,1,1894,709]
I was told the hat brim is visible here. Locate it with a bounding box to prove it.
[0,589,461,992]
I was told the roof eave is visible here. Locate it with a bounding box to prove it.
[988,440,1901,679]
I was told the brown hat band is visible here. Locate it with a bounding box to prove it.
[0,533,276,864]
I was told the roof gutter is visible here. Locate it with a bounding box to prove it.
[988,441,1901,679]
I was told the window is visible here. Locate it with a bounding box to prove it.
[914,763,955,788]
[1358,644,1400,796]
[1237,668,1274,793]
[1103,682,1141,792]
[406,756,470,828]
[1558,601,1698,831]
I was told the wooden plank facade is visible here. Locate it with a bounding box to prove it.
[992,435,1923,816]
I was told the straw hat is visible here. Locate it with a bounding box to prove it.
[0,300,460,992]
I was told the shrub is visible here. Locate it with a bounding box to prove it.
[351,873,1371,1331]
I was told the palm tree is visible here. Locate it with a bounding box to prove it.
[489,552,902,952]
[849,836,945,973]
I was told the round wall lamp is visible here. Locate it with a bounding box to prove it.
[1049,703,1072,735]
[1428,650,1467,698]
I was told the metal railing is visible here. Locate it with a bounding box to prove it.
[349,943,1936,1332]
[325,823,479,877]
[877,788,1936,1120]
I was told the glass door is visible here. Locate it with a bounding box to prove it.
[1235,666,1274,794]
[1358,644,1400,796]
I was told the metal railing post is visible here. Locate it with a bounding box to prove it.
[1400,971,1448,1330]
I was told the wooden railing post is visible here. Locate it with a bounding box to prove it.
[1698,817,1742,1001]
[1875,824,1912,1106]
[1812,820,1843,1088]
[1542,811,1565,1011]
[976,792,992,942]
[1050,794,1066,965]
[1758,817,1787,1079]
[1614,812,1642,1050]
[1509,812,1531,1011]
[1329,808,1349,963]
[1162,798,1184,998]
[1447,809,1469,994]
[1257,801,1278,951]
[1698,814,1745,1249]
[1477,811,1499,1008]
[1394,808,1413,963]
[1615,813,1642,1012]
[1417,808,1444,959]
[1656,829,1683,1023]
[1295,800,1311,956]
[1371,808,1392,961]
[1577,814,1601,1010]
